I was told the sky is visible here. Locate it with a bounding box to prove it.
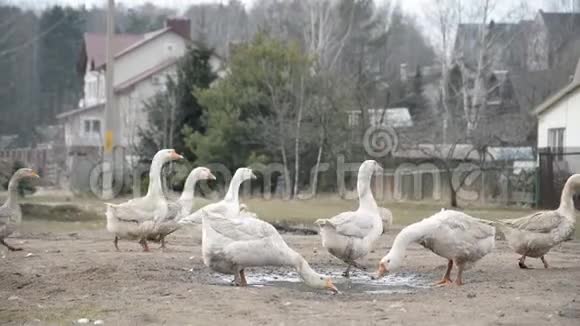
[5,0,560,21]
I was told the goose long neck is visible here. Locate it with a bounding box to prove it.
[288,249,321,285]
[357,171,377,211]
[224,174,242,204]
[179,173,198,202]
[558,178,577,218]
[5,177,20,208]
[391,221,427,256]
[146,159,165,199]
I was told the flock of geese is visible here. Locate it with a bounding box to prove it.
[1,148,579,294]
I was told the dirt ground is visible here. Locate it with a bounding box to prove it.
[1,224,580,326]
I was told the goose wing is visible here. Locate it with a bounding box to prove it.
[158,201,182,222]
[440,212,495,240]
[0,205,13,227]
[325,211,374,239]
[180,201,229,224]
[106,201,160,223]
[206,211,277,241]
[502,211,564,233]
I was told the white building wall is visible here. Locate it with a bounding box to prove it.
[82,70,106,108]
[537,87,580,149]
[117,65,177,149]
[114,32,187,86]
[62,106,104,148]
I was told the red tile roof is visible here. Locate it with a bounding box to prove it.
[83,33,143,70]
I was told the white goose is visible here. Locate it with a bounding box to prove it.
[198,208,338,293]
[148,167,216,249]
[496,173,579,269]
[105,149,183,251]
[375,209,495,286]
[0,168,39,251]
[379,206,393,234]
[315,160,384,277]
[179,167,256,224]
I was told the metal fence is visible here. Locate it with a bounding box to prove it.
[538,147,580,209]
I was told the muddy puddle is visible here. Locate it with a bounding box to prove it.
[210,269,432,294]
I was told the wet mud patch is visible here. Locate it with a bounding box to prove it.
[206,268,433,294]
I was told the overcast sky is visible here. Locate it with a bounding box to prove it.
[5,0,564,24]
[9,0,552,15]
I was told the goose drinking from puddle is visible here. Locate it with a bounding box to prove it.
[315,160,384,277]
[0,168,39,251]
[148,167,216,249]
[179,167,256,224]
[105,149,183,251]
[375,209,495,286]
[196,208,338,293]
[495,174,579,269]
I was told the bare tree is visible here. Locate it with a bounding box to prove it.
[547,0,580,12]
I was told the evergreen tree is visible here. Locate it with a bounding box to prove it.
[0,5,39,143]
[138,45,217,160]
[37,6,85,126]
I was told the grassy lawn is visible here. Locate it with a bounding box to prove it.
[196,196,536,227]
[9,192,577,237]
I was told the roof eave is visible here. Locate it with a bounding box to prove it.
[56,103,105,119]
[534,82,580,116]
[94,28,190,70]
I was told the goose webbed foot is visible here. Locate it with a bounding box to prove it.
[1,239,22,251]
[239,269,248,287]
[454,261,465,286]
[113,236,120,252]
[232,269,248,287]
[434,278,453,286]
[518,255,529,269]
[159,237,167,251]
[434,260,454,286]
[139,239,150,252]
[541,256,549,269]
[342,264,351,278]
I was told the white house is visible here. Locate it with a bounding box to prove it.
[56,18,220,192]
[534,57,580,173]
[347,108,414,128]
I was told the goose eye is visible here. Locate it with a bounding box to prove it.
[320,277,323,280]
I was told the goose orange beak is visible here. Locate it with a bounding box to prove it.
[325,278,339,294]
[375,262,388,279]
[208,172,217,180]
[171,151,184,160]
[29,171,40,178]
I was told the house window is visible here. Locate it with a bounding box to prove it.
[82,119,102,136]
[548,128,565,160]
[348,111,361,127]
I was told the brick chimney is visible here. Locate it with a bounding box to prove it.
[165,18,191,40]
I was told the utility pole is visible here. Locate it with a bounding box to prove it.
[102,0,118,199]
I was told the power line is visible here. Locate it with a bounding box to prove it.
[0,11,75,58]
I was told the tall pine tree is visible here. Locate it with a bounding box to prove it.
[38,6,86,125]
[139,45,217,160]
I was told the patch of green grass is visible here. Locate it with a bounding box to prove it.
[21,203,102,222]
[11,193,577,237]
[195,196,536,227]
